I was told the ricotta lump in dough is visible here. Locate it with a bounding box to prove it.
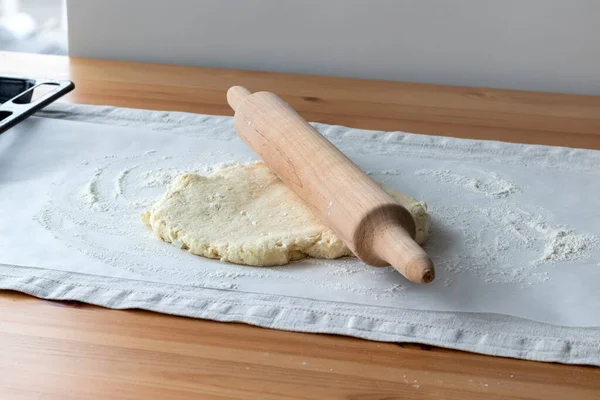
[141,161,430,266]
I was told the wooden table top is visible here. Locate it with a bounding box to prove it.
[1,51,599,399]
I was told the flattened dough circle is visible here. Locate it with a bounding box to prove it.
[141,162,430,266]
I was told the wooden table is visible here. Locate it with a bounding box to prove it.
[1,51,599,399]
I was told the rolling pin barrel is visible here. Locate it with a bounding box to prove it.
[227,86,434,283]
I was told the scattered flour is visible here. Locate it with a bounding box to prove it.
[115,166,138,198]
[312,279,395,297]
[431,203,598,285]
[142,162,243,188]
[415,169,520,198]
[479,206,598,264]
[34,150,599,298]
[542,230,598,262]
[325,264,360,277]
[384,284,405,293]
[130,198,154,208]
[81,168,103,208]
[410,168,597,285]
[142,169,185,188]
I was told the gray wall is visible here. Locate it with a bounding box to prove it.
[67,0,600,95]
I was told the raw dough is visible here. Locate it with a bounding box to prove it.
[141,162,430,266]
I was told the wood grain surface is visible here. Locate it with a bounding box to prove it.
[1,51,600,399]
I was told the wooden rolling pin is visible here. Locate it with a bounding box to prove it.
[227,86,435,283]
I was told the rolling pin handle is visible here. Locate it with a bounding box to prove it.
[227,86,252,111]
[409,257,435,283]
[373,226,435,283]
